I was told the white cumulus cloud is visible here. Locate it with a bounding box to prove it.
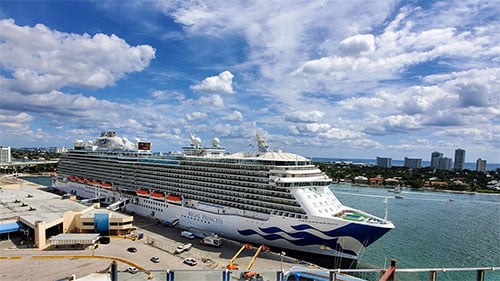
[338,34,375,57]
[0,19,156,93]
[190,71,235,94]
[186,111,208,121]
[223,111,243,122]
[197,94,225,108]
[0,111,33,130]
[284,110,324,123]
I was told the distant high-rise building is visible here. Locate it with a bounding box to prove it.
[476,158,487,172]
[454,148,466,170]
[404,157,422,169]
[438,157,453,171]
[431,151,443,168]
[376,157,392,168]
[57,146,68,153]
[0,146,11,163]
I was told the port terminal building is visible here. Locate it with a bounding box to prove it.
[0,185,134,249]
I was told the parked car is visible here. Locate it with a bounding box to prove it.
[126,266,138,274]
[150,256,160,263]
[175,243,193,254]
[127,247,137,253]
[183,257,197,266]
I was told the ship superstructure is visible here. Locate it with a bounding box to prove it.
[53,131,394,261]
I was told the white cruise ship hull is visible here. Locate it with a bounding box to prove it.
[54,180,391,260]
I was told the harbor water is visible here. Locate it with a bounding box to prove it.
[332,184,500,281]
[22,177,499,281]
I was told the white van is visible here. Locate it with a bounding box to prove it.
[181,231,195,239]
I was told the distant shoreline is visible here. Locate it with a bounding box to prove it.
[333,182,500,195]
[312,157,500,171]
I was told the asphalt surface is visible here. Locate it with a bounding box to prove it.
[0,214,300,281]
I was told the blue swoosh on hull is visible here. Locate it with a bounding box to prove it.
[239,228,353,255]
[238,223,391,254]
[288,223,390,246]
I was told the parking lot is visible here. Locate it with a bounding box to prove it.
[0,214,299,281]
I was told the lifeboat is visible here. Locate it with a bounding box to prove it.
[67,176,76,182]
[166,195,182,205]
[101,182,112,189]
[150,191,165,200]
[136,189,150,197]
[75,177,84,183]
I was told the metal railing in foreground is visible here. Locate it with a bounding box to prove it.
[103,259,499,281]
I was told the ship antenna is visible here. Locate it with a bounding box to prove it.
[384,196,389,221]
[255,134,270,153]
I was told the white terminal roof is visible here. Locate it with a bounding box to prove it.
[80,209,130,220]
[0,186,89,224]
[49,233,101,245]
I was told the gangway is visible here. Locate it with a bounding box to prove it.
[106,201,123,211]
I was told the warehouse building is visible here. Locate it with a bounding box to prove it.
[0,185,134,249]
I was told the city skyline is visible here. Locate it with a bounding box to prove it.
[3,145,497,168]
[0,1,499,162]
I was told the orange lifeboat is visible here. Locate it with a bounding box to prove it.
[151,191,165,200]
[101,182,112,188]
[166,195,182,205]
[136,189,150,197]
[67,176,76,182]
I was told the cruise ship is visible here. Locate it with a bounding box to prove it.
[53,131,394,262]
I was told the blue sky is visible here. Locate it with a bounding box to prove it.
[0,0,499,163]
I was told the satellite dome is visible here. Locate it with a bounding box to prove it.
[212,138,220,147]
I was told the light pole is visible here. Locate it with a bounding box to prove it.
[280,251,286,273]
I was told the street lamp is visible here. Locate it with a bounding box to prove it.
[280,251,286,273]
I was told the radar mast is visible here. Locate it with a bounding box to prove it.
[255,134,270,153]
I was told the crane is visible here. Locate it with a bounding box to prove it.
[227,243,254,270]
[240,245,269,280]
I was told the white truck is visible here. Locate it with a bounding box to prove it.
[199,234,222,247]
[174,243,193,254]
[181,231,195,239]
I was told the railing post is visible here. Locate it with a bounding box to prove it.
[328,271,336,281]
[429,271,437,281]
[379,259,397,281]
[166,270,174,281]
[110,261,117,281]
[222,269,231,281]
[476,269,485,281]
[276,271,284,281]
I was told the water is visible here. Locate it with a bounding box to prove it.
[22,177,499,280]
[332,184,500,281]
[21,176,52,186]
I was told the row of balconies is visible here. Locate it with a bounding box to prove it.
[61,159,292,195]
[135,177,300,208]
